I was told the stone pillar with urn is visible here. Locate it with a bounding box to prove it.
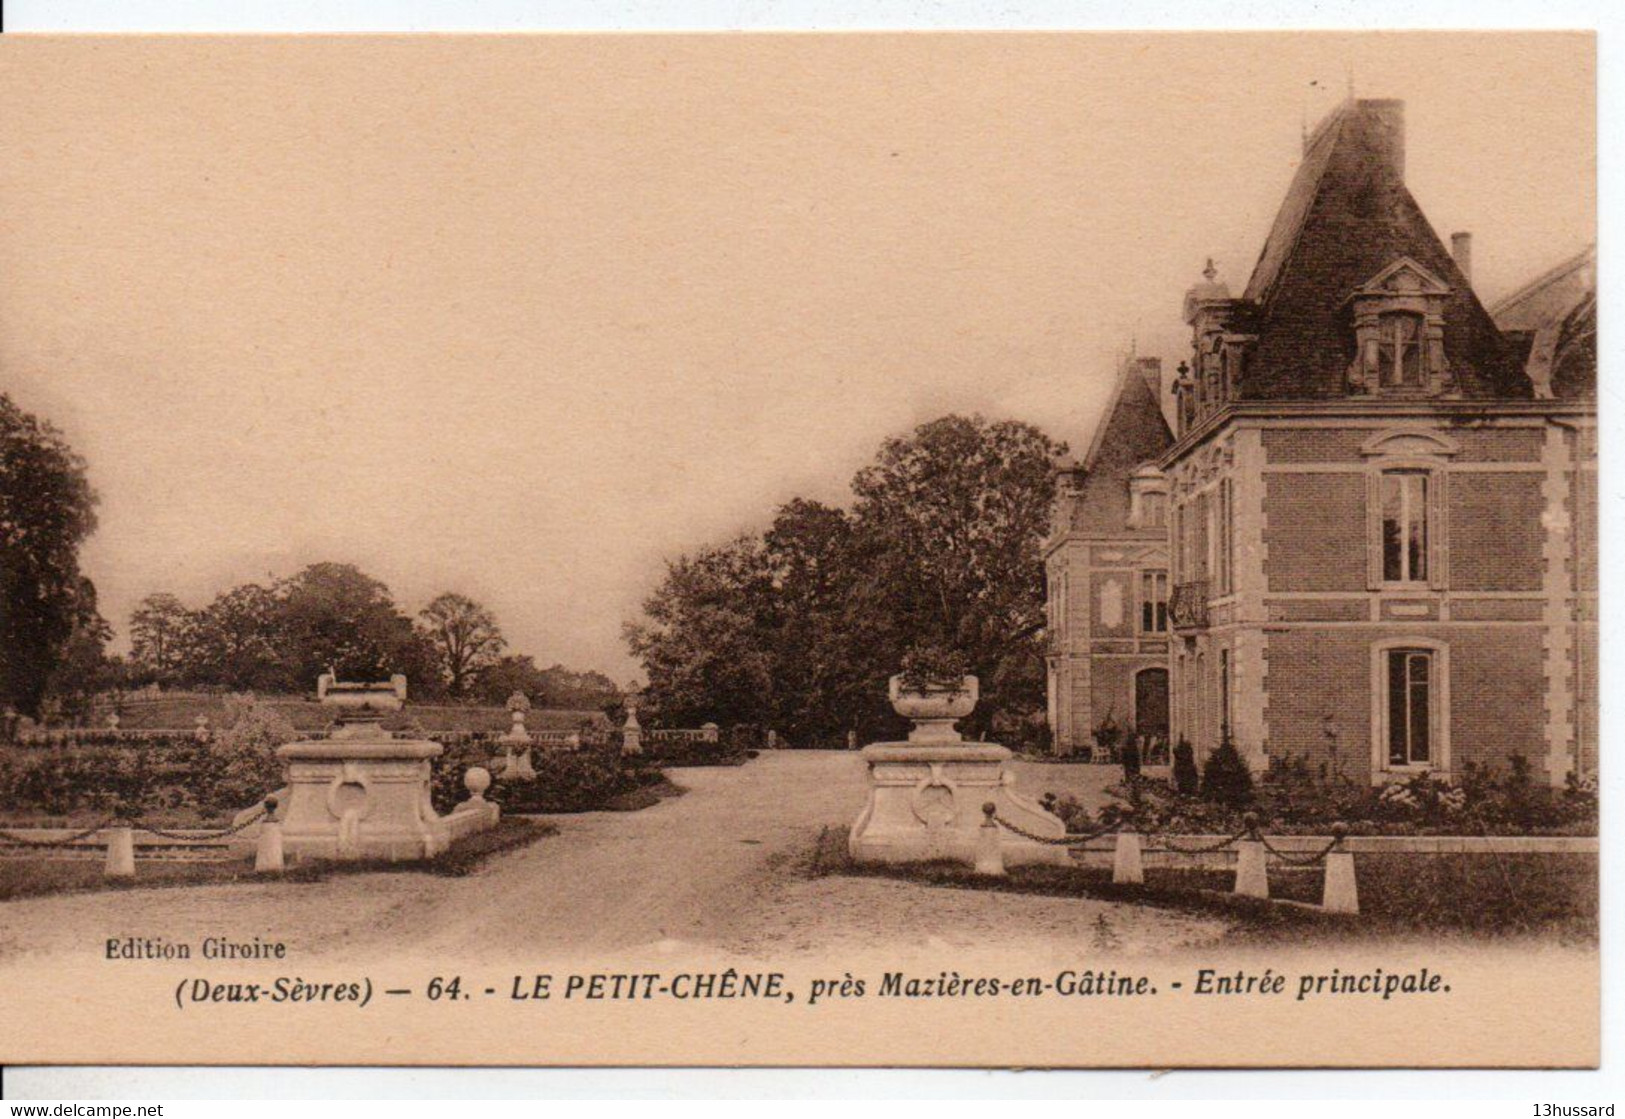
[849,672,1070,868]
[497,691,537,780]
[621,683,643,757]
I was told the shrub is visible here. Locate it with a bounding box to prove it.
[1171,739,1199,795]
[897,644,971,692]
[1200,734,1255,807]
[429,737,498,815]
[491,746,636,814]
[1120,737,1141,782]
[1092,714,1123,754]
[1039,791,1093,834]
[196,700,295,814]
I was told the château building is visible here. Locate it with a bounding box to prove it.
[1045,97,1596,786]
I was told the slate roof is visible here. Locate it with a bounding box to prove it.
[1236,99,1527,400]
[1067,359,1174,536]
[1491,244,1597,399]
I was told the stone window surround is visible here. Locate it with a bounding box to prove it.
[1344,257,1453,397]
[1369,636,1451,782]
[1363,429,1457,593]
[1127,464,1169,529]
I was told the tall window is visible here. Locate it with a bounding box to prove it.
[1381,471,1429,583]
[1140,571,1169,633]
[1377,313,1426,389]
[1219,648,1231,739]
[1216,479,1234,594]
[1386,648,1434,766]
[1142,491,1167,528]
[1192,492,1211,582]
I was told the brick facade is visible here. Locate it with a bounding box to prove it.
[1046,98,1596,786]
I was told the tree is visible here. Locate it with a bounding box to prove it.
[417,592,506,698]
[623,536,777,728]
[623,416,1065,742]
[849,415,1065,736]
[188,582,288,691]
[0,394,101,716]
[42,576,117,723]
[129,592,194,685]
[275,563,439,694]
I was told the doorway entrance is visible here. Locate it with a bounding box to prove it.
[1134,667,1170,739]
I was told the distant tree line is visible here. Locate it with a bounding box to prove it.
[624,414,1065,747]
[0,391,616,721]
[124,570,618,709]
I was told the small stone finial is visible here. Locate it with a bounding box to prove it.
[464,766,493,802]
[982,801,997,823]
[1330,821,1349,841]
[264,794,279,816]
[1203,257,1218,283]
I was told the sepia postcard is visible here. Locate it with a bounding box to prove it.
[0,31,1598,1069]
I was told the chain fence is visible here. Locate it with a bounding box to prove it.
[992,805,1347,867]
[0,803,271,851]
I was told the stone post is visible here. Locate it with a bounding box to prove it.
[621,688,642,757]
[106,712,121,732]
[255,797,285,873]
[973,803,1006,877]
[1112,830,1145,885]
[104,826,136,878]
[1321,827,1358,914]
[1233,839,1269,899]
[701,722,719,744]
[194,715,211,742]
[847,730,858,751]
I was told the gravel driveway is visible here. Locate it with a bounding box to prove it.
[0,751,1226,966]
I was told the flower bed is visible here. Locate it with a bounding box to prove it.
[1041,751,1598,838]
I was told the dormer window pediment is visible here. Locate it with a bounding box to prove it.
[1345,257,1455,397]
[1354,257,1452,299]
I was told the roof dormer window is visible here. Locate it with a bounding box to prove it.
[1377,311,1426,389]
[1345,258,1454,397]
[1127,465,1168,530]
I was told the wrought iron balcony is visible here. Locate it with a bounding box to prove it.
[1170,579,1210,630]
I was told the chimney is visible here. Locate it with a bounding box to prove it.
[1135,356,1162,405]
[1357,98,1406,182]
[1451,231,1473,284]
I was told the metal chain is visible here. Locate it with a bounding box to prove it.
[992,813,1119,846]
[0,809,266,848]
[133,809,267,841]
[1254,831,1344,866]
[1142,826,1252,855]
[0,818,119,848]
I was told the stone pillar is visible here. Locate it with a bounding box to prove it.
[1112,830,1144,885]
[973,804,1006,876]
[1233,839,1268,899]
[1230,428,1270,771]
[1541,422,1577,787]
[621,691,643,757]
[851,674,1069,869]
[255,797,285,873]
[104,826,136,878]
[1322,851,1359,914]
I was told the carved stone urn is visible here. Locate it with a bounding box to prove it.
[887,674,978,743]
[849,673,1068,868]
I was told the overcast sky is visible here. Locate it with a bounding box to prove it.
[0,33,1594,680]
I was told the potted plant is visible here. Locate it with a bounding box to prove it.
[889,645,976,742]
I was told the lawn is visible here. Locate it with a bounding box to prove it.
[0,817,555,903]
